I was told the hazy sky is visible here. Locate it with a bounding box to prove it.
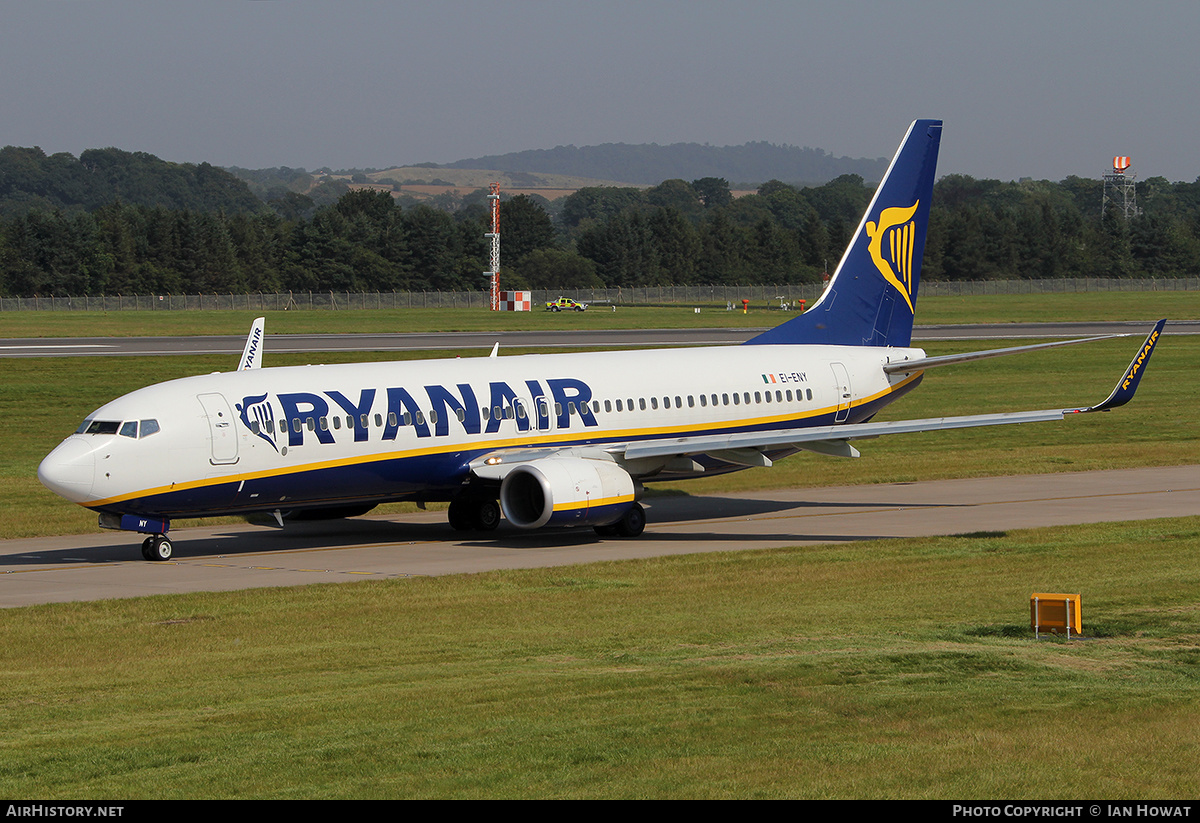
[4,1,1199,183]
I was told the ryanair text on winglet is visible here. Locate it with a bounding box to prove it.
[1122,328,1160,390]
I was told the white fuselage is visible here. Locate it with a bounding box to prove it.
[39,343,925,519]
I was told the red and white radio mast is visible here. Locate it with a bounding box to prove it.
[485,183,500,310]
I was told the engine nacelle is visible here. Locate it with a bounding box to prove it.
[499,457,636,529]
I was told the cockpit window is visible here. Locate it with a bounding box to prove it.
[76,418,160,438]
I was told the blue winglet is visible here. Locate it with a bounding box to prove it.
[1068,319,1166,414]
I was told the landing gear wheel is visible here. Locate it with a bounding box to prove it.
[473,499,501,531]
[449,497,502,531]
[614,503,646,538]
[447,499,473,531]
[144,535,173,561]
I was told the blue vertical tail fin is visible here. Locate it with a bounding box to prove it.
[746,119,942,348]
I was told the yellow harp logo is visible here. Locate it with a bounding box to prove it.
[865,201,919,313]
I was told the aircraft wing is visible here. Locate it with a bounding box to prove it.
[470,320,1166,479]
[620,320,1165,464]
[618,408,1070,464]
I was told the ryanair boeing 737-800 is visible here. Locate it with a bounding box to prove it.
[38,120,1165,561]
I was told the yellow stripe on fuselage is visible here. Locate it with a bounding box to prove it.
[87,370,922,509]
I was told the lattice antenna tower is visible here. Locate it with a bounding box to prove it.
[1102,156,1139,221]
[485,183,500,311]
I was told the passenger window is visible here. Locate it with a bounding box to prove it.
[416,411,425,425]
[650,397,658,410]
[388,412,398,427]
[764,392,772,403]
[374,414,382,427]
[319,417,328,431]
[293,418,302,433]
[404,412,412,426]
[306,417,315,431]
[744,392,751,404]
[775,391,782,402]
[732,393,739,405]
[687,396,694,408]
[807,389,813,400]
[754,392,761,403]
[639,398,646,411]
[119,421,138,438]
[250,421,261,434]
[700,395,707,407]
[786,390,793,401]
[604,400,612,413]
[616,399,623,412]
[676,395,682,408]
[722,394,729,406]
[429,410,438,425]
[457,408,466,422]
[333,416,342,430]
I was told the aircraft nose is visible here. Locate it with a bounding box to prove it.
[38,438,96,503]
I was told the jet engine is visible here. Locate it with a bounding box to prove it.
[499,457,636,530]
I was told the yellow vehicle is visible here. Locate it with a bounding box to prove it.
[545,297,588,312]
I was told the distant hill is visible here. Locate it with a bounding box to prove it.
[0,146,263,216]
[441,141,889,187]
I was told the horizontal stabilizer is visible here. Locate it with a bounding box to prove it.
[883,333,1129,374]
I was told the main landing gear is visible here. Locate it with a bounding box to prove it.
[594,503,646,538]
[447,496,501,532]
[141,534,173,561]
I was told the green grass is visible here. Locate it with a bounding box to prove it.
[2,518,1198,798]
[0,290,1195,337]
[913,290,1199,325]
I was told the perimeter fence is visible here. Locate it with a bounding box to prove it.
[1,277,1196,313]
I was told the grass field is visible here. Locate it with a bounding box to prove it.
[1,293,1197,798]
[2,518,1198,798]
[0,290,1196,337]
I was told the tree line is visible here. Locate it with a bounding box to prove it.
[2,145,1199,297]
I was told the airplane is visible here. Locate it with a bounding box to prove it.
[38,119,1166,562]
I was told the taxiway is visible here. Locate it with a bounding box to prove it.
[3,465,1196,608]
